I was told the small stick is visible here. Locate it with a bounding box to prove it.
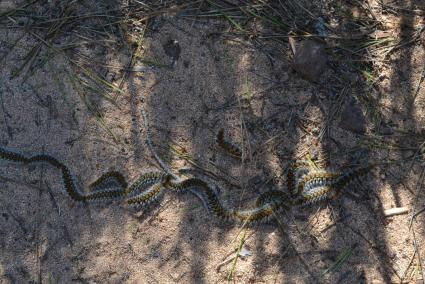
[383,207,409,217]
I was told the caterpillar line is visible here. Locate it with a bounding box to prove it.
[0,130,375,224]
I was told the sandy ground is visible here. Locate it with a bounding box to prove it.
[1,1,425,283]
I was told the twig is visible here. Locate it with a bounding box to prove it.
[139,103,176,179]
[0,0,40,19]
[0,89,12,138]
[409,165,425,228]
[383,207,409,217]
[400,246,417,283]
[227,229,247,282]
[35,146,46,283]
[412,227,425,284]
[345,223,401,280]
[412,206,425,219]
[413,62,425,102]
[271,210,320,282]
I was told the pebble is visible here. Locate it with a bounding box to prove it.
[339,102,366,134]
[292,40,327,82]
[163,39,181,67]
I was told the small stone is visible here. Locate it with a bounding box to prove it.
[163,39,181,64]
[292,40,327,82]
[2,212,8,220]
[298,92,312,104]
[339,102,366,134]
[378,121,394,135]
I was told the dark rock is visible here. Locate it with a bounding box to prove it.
[339,102,366,134]
[292,39,327,82]
[163,39,181,64]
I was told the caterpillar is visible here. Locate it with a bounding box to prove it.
[0,142,376,224]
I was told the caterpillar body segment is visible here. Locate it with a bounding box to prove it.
[164,178,233,220]
[255,190,289,207]
[27,154,64,169]
[297,172,339,197]
[78,171,171,203]
[287,160,314,196]
[0,147,30,163]
[89,171,128,192]
[300,186,333,204]
[216,129,242,160]
[82,188,128,203]
[60,166,128,203]
[230,191,290,224]
[125,172,170,197]
[60,165,85,202]
[231,204,275,223]
[331,165,375,198]
[127,183,165,206]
